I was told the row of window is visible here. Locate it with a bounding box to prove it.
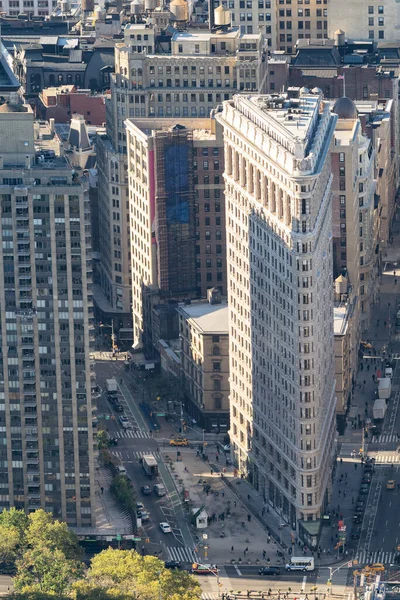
[196,258,224,268]
[279,7,327,15]
[149,65,232,75]
[279,20,327,29]
[149,79,237,88]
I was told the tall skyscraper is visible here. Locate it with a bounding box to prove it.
[218,90,337,543]
[0,103,95,526]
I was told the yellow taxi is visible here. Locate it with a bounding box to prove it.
[169,438,189,447]
[386,479,396,490]
[365,564,385,573]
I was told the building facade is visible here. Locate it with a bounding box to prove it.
[178,298,230,432]
[125,117,227,353]
[0,104,95,525]
[328,0,400,43]
[218,91,337,545]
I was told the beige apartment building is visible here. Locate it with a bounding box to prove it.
[178,295,230,432]
[125,116,227,352]
[328,0,399,42]
[0,104,95,525]
[115,23,266,120]
[217,90,338,546]
[331,97,378,333]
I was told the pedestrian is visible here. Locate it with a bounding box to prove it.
[263,550,266,559]
[247,494,251,500]
[384,321,387,328]
[234,501,237,507]
[101,486,104,494]
[354,463,357,470]
[222,491,225,497]
[231,546,234,552]
[343,491,346,498]
[262,507,265,516]
[338,490,341,497]
[340,458,343,465]
[211,469,214,475]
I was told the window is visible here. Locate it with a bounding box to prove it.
[368,17,374,25]
[339,152,345,162]
[339,180,345,191]
[378,5,383,12]
[213,379,221,391]
[339,166,345,177]
[379,30,384,38]
[378,16,384,25]
[213,345,220,356]
[368,5,373,12]
[340,195,346,205]
[340,209,346,219]
[214,397,222,410]
[213,362,221,372]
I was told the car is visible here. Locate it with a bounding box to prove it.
[114,403,124,413]
[141,485,152,495]
[364,464,374,473]
[159,522,172,534]
[169,438,188,447]
[116,465,127,476]
[192,563,218,575]
[109,437,118,446]
[137,510,150,521]
[223,444,231,452]
[351,528,361,540]
[353,514,362,524]
[369,425,381,437]
[119,415,133,429]
[362,475,372,484]
[359,486,369,495]
[386,479,396,490]
[154,483,166,497]
[365,564,385,573]
[165,561,181,569]
[136,502,145,511]
[259,566,281,576]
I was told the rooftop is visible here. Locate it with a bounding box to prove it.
[179,301,229,334]
[333,304,349,336]
[247,92,322,142]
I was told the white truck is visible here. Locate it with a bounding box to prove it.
[106,378,118,395]
[373,398,387,421]
[142,454,159,478]
[378,377,391,400]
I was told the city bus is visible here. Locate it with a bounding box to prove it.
[285,557,315,572]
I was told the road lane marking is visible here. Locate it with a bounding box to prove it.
[234,565,242,576]
[302,576,307,591]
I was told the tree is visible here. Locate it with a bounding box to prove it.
[110,476,136,514]
[82,548,201,600]
[0,523,19,564]
[14,546,83,596]
[24,510,82,561]
[0,508,28,544]
[97,430,109,450]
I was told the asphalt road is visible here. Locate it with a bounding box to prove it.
[355,322,400,567]
[94,359,198,563]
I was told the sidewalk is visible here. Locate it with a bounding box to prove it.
[164,449,288,567]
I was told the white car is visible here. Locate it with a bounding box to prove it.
[119,415,133,429]
[116,465,127,476]
[159,522,172,534]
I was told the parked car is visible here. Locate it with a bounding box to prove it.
[359,485,369,495]
[165,561,181,569]
[159,522,172,534]
[353,514,362,524]
[351,528,361,540]
[113,403,124,413]
[141,485,152,495]
[154,484,166,497]
[137,510,150,521]
[364,464,374,473]
[259,566,281,576]
[116,465,127,476]
[386,479,396,490]
[362,475,372,484]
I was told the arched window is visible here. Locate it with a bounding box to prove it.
[131,68,137,76]
[212,345,220,356]
[137,68,143,76]
[49,74,56,86]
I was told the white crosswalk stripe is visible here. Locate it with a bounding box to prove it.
[374,454,400,463]
[201,594,218,600]
[115,429,150,439]
[355,550,396,565]
[167,546,199,563]
[370,434,399,444]
[111,450,160,460]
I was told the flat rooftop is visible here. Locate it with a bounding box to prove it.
[334,304,349,336]
[179,301,229,334]
[247,93,321,143]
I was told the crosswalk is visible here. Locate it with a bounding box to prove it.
[167,545,199,563]
[111,450,160,460]
[355,549,398,565]
[201,594,218,600]
[370,434,400,444]
[374,454,400,463]
[115,429,150,439]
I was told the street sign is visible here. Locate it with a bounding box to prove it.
[105,415,110,420]
[133,537,142,542]
[97,414,104,419]
[156,413,166,417]
[348,561,353,567]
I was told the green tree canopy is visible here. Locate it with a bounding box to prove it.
[84,548,201,600]
[25,510,82,561]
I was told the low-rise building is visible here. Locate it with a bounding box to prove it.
[178,294,229,432]
[38,85,106,126]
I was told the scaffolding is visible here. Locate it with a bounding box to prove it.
[154,126,197,296]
